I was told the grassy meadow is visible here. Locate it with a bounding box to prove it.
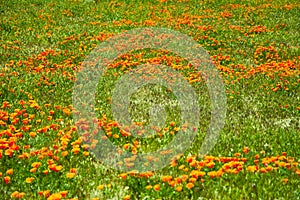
[0,0,300,199]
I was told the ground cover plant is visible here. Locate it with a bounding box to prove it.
[0,0,300,199]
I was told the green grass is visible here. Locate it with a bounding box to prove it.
[0,0,300,199]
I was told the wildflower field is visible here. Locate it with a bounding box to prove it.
[1,0,300,199]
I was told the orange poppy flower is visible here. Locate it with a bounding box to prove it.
[25,177,34,183]
[4,176,11,184]
[6,168,13,175]
[186,182,194,189]
[175,185,182,192]
[153,184,160,191]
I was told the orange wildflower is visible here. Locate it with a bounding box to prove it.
[186,155,195,163]
[246,166,257,173]
[169,121,175,127]
[43,190,51,198]
[234,153,241,157]
[186,182,194,189]
[31,162,42,168]
[11,191,20,198]
[4,176,11,184]
[66,173,76,178]
[47,193,62,200]
[153,184,160,191]
[25,177,34,183]
[266,166,273,171]
[60,191,68,198]
[174,177,182,184]
[168,180,176,187]
[6,168,13,175]
[61,151,68,157]
[259,168,267,173]
[161,175,172,182]
[208,171,217,178]
[69,168,76,173]
[119,173,127,179]
[97,185,104,190]
[30,168,37,173]
[145,185,152,190]
[206,162,215,168]
[282,178,288,184]
[18,192,25,198]
[189,177,197,183]
[29,132,36,137]
[181,174,189,182]
[242,147,250,154]
[175,185,182,192]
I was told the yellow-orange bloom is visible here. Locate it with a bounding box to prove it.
[242,147,250,154]
[178,165,185,170]
[175,185,182,192]
[131,147,137,154]
[145,185,152,190]
[168,180,176,187]
[31,162,42,168]
[189,160,197,167]
[153,184,160,191]
[181,174,189,182]
[18,192,25,198]
[206,162,215,168]
[25,177,34,183]
[266,166,273,171]
[30,168,37,173]
[208,171,217,178]
[11,191,25,199]
[6,169,13,175]
[11,191,19,198]
[47,193,62,200]
[246,166,257,173]
[4,176,11,184]
[123,195,130,200]
[71,147,80,154]
[234,153,241,157]
[189,177,197,183]
[190,170,205,178]
[259,168,267,173]
[174,177,182,184]
[282,178,288,184]
[97,185,104,190]
[66,173,76,178]
[61,151,68,157]
[29,132,36,137]
[70,168,77,173]
[186,155,195,163]
[123,143,130,150]
[60,191,68,198]
[186,182,194,189]
[119,173,127,179]
[161,175,172,182]
[43,190,51,198]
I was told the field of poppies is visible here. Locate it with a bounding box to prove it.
[1,0,300,199]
